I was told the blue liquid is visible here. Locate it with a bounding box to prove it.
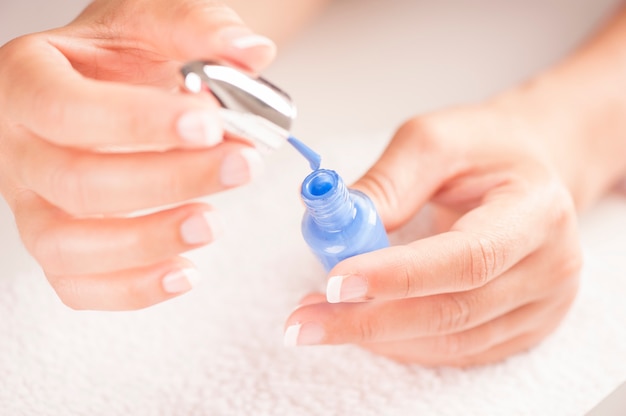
[301,169,389,271]
[288,136,322,170]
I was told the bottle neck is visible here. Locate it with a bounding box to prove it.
[301,169,355,230]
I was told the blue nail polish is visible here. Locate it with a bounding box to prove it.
[300,169,389,271]
[287,136,321,170]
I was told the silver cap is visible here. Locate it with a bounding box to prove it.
[181,61,297,151]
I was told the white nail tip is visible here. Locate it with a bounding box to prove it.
[177,111,223,146]
[283,324,302,347]
[203,211,224,241]
[232,35,274,49]
[185,268,201,288]
[162,268,200,294]
[326,275,344,304]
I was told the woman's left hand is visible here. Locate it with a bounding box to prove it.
[284,103,583,367]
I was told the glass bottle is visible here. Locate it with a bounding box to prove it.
[300,169,389,271]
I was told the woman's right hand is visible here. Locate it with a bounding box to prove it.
[0,0,276,310]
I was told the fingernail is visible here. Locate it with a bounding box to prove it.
[180,211,223,245]
[177,110,223,146]
[220,27,275,49]
[284,322,325,347]
[326,275,368,303]
[162,268,200,294]
[220,147,264,187]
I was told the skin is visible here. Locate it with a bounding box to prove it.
[223,0,332,42]
[0,0,277,310]
[1,0,626,366]
[284,4,626,366]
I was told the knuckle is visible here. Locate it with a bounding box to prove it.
[33,88,67,140]
[546,184,577,230]
[355,316,381,343]
[553,246,583,289]
[0,35,51,118]
[429,294,472,334]
[432,333,464,357]
[47,159,93,215]
[561,250,583,279]
[460,236,500,289]
[174,0,241,27]
[29,227,70,276]
[397,249,423,298]
[48,274,85,310]
[160,169,185,203]
[112,272,162,311]
[543,183,583,285]
[396,115,460,158]
[397,117,446,151]
[357,167,400,219]
[122,112,143,144]
[116,279,145,305]
[0,36,32,78]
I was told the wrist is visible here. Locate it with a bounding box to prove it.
[484,6,626,212]
[489,67,626,212]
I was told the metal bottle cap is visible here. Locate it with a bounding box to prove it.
[181,61,297,151]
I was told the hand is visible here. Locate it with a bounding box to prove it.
[0,0,275,310]
[284,103,583,367]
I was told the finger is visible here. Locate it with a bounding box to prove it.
[145,0,277,71]
[360,294,573,366]
[14,191,222,275]
[72,0,276,72]
[2,36,224,150]
[364,332,550,368]
[363,305,568,367]
[285,262,578,346]
[350,118,464,230]
[14,131,263,216]
[325,180,577,301]
[47,257,200,311]
[451,326,561,367]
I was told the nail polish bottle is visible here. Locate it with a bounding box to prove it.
[300,169,389,271]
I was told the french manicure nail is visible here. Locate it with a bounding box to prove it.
[162,268,200,294]
[326,275,368,303]
[220,147,264,187]
[177,110,223,146]
[180,211,223,245]
[284,322,325,347]
[220,27,275,49]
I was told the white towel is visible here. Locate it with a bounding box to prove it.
[0,131,624,416]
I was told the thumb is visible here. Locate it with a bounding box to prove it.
[351,119,459,231]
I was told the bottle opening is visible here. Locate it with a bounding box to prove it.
[301,168,353,229]
[304,170,337,198]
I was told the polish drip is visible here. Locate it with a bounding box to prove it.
[287,136,322,170]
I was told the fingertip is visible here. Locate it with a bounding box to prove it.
[161,267,201,294]
[219,146,265,187]
[179,209,224,246]
[176,109,224,147]
[283,322,325,347]
[217,27,277,71]
[325,274,369,303]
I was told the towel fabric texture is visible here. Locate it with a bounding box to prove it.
[0,135,625,415]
